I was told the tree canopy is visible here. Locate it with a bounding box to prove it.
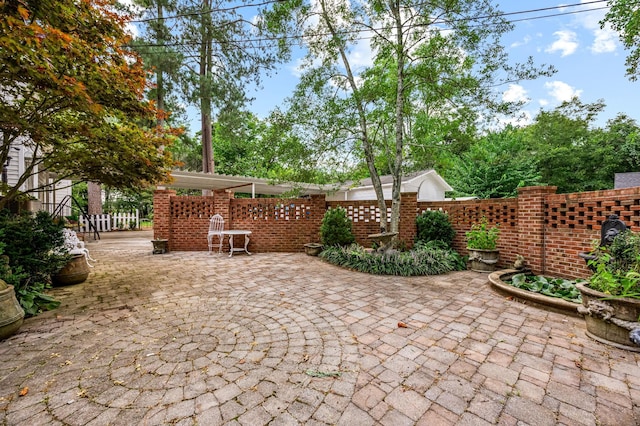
[0,0,178,209]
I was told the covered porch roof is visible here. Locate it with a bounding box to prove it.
[163,170,333,197]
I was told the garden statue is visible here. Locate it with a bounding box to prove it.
[579,214,628,267]
[600,214,627,245]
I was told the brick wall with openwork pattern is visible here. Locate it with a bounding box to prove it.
[154,186,640,279]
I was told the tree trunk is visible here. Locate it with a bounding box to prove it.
[87,182,102,215]
[390,0,404,236]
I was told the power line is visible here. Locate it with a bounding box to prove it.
[129,0,284,23]
[128,1,610,52]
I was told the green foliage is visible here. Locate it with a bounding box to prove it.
[0,211,66,316]
[602,0,640,80]
[588,230,640,298]
[466,217,500,250]
[509,273,583,303]
[0,0,178,210]
[319,244,466,276]
[320,207,356,247]
[445,126,542,199]
[415,210,456,248]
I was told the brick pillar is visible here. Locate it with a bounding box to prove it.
[399,192,418,248]
[517,186,556,275]
[153,189,176,241]
[214,190,233,227]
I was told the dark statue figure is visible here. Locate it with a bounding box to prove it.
[600,214,627,246]
[579,214,628,267]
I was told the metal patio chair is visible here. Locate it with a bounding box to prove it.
[207,214,225,254]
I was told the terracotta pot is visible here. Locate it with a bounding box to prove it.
[0,280,25,340]
[467,248,499,272]
[52,254,90,286]
[576,282,640,352]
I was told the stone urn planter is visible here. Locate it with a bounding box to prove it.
[576,282,640,352]
[304,243,323,256]
[51,254,90,287]
[467,248,500,272]
[152,239,169,254]
[0,279,25,340]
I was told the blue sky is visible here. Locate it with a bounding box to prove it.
[246,0,637,130]
[125,0,637,131]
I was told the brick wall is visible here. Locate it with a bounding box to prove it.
[154,186,640,279]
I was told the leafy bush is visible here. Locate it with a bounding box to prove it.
[0,211,67,316]
[508,273,583,303]
[587,230,640,298]
[415,210,455,247]
[320,243,465,276]
[320,207,356,247]
[466,217,500,250]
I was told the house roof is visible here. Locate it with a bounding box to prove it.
[164,170,332,196]
[164,169,452,197]
[343,169,453,192]
[615,172,640,189]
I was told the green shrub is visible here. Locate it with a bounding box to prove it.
[0,211,67,316]
[466,217,500,250]
[415,210,455,247]
[320,243,465,276]
[320,207,356,247]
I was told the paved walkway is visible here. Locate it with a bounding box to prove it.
[1,232,639,425]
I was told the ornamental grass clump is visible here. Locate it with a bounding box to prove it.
[320,243,465,276]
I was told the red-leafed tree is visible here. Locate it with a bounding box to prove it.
[0,0,179,210]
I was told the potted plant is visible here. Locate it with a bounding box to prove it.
[576,230,640,352]
[466,217,500,272]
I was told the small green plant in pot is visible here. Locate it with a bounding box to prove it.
[466,217,500,272]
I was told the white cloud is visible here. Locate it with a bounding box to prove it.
[590,28,617,54]
[510,35,531,49]
[544,81,583,102]
[545,30,578,57]
[502,84,529,103]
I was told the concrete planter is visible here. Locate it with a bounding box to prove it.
[489,270,581,316]
[304,243,323,256]
[152,239,169,254]
[0,281,25,340]
[576,282,640,352]
[52,254,90,286]
[467,248,499,272]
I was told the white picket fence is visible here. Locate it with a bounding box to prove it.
[78,210,139,233]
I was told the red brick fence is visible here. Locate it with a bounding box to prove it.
[153,186,640,279]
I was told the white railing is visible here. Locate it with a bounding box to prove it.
[79,210,139,232]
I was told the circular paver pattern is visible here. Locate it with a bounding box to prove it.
[1,232,639,425]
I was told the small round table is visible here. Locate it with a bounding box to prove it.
[222,230,252,257]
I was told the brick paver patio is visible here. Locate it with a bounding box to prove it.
[0,231,638,425]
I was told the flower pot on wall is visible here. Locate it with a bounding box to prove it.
[52,254,90,286]
[576,283,640,352]
[0,280,25,340]
[467,248,499,272]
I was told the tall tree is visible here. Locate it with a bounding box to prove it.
[602,0,640,80]
[0,0,177,210]
[134,0,296,179]
[288,0,554,235]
